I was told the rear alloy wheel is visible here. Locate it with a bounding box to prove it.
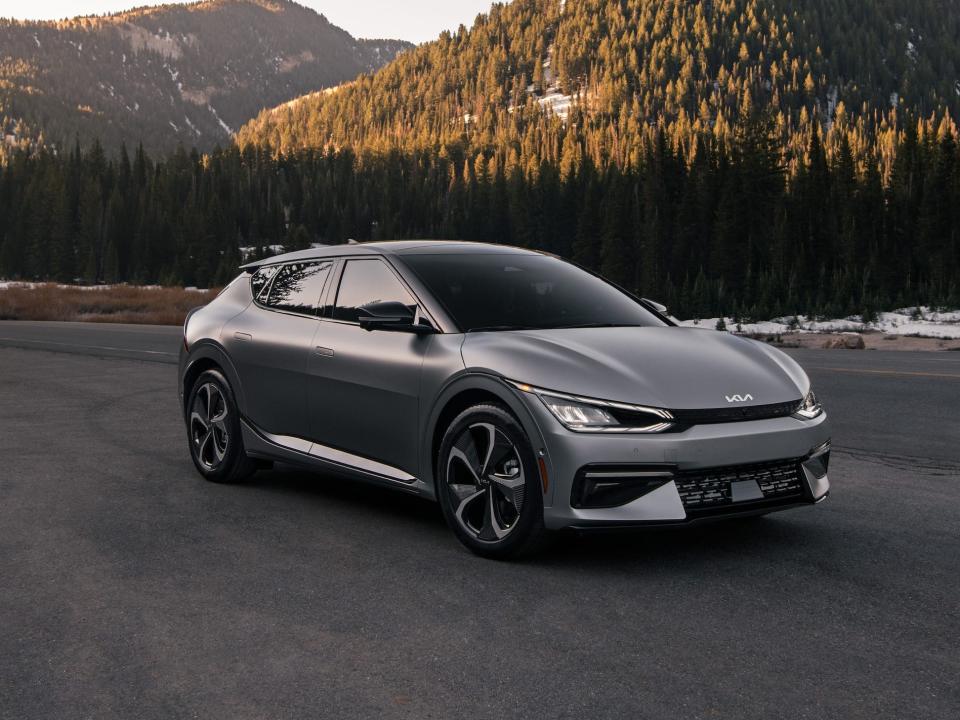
[438,404,547,558]
[190,382,230,471]
[186,369,256,484]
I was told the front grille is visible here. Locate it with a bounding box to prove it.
[674,459,805,514]
[669,400,801,426]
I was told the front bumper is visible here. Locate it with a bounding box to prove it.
[523,396,832,530]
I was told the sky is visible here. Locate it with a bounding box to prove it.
[0,0,496,43]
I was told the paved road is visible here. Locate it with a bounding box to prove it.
[0,320,180,363]
[1,322,958,719]
[786,348,960,469]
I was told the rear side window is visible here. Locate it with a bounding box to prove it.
[332,259,416,323]
[262,262,332,315]
[250,265,280,300]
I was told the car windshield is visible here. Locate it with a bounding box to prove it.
[401,253,668,332]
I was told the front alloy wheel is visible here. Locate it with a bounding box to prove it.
[447,423,526,541]
[438,403,547,558]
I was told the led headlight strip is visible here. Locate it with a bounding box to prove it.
[507,380,675,434]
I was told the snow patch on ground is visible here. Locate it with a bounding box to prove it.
[510,21,579,122]
[183,115,201,136]
[538,91,575,119]
[0,281,208,292]
[885,322,960,339]
[679,318,793,335]
[819,87,840,133]
[678,307,960,339]
[119,24,183,60]
[239,244,286,261]
[237,243,327,262]
[207,104,233,136]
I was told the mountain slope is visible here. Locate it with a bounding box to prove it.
[238,0,960,163]
[0,0,412,154]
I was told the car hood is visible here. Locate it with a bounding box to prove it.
[461,326,809,409]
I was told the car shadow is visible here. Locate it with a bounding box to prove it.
[235,464,828,571]
[239,463,446,527]
[539,513,820,570]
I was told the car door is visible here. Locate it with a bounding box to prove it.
[222,261,333,439]
[308,257,435,477]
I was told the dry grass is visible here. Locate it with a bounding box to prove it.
[0,284,219,325]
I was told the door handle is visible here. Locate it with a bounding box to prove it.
[314,346,335,357]
[234,332,253,342]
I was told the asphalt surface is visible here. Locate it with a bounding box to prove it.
[1,321,958,719]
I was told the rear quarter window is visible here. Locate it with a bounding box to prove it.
[261,262,333,316]
[250,265,281,301]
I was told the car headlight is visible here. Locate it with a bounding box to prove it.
[541,396,621,428]
[508,381,675,433]
[795,389,823,419]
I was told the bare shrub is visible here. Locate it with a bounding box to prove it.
[0,284,218,325]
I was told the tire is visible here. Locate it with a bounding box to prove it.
[186,369,257,484]
[436,403,549,559]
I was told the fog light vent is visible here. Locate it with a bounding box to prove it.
[802,441,831,480]
[571,466,674,509]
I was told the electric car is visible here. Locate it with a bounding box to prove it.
[179,241,831,557]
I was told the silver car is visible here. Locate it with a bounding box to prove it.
[179,241,831,558]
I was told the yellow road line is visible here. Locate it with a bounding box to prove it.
[810,366,960,380]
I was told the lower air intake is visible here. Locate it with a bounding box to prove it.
[674,459,805,514]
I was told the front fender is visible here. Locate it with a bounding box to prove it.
[419,371,555,505]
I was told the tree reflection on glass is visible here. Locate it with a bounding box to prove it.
[264,262,331,314]
[251,265,280,300]
[332,260,417,323]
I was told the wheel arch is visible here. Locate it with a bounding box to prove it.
[180,342,246,420]
[421,372,548,500]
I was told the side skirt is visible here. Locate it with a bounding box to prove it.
[240,418,430,497]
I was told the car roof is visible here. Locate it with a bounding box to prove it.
[239,240,543,270]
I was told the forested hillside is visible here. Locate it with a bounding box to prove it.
[0,0,411,155]
[239,0,960,162]
[2,0,959,319]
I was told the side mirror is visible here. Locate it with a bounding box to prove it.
[642,298,669,315]
[358,302,436,334]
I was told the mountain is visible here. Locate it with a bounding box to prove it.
[238,0,960,163]
[2,0,959,318]
[0,0,412,154]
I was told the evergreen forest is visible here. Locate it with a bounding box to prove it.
[2,0,960,319]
